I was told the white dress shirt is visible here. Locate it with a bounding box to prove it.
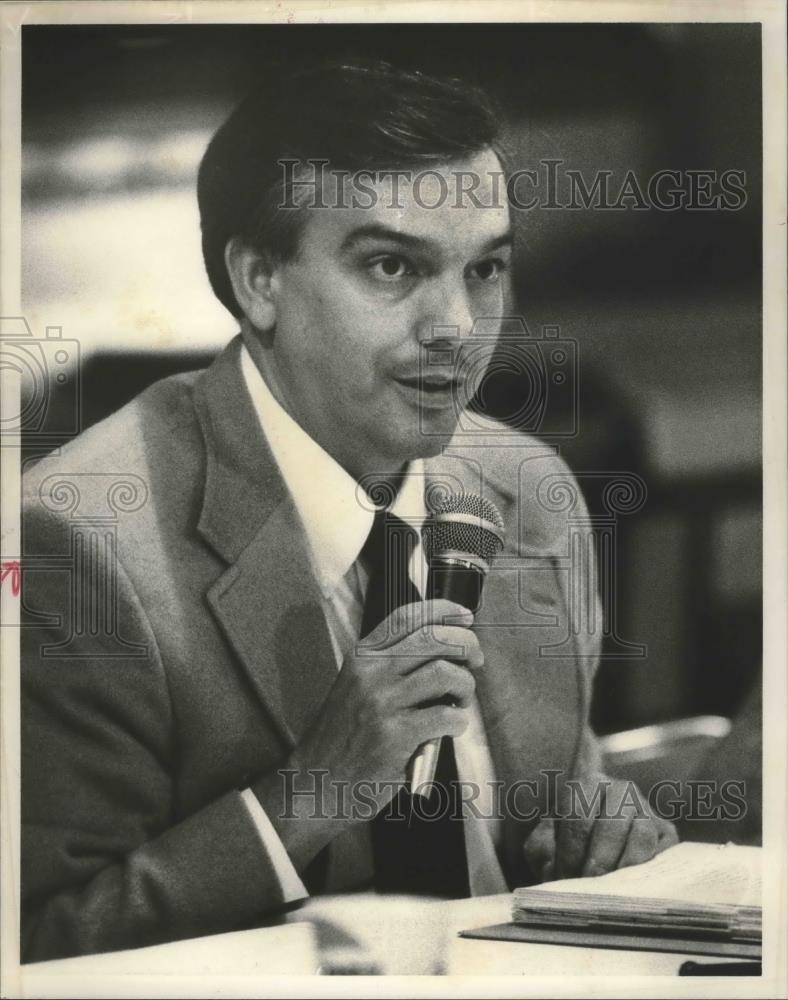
[238,344,508,899]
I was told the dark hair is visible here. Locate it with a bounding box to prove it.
[197,60,504,316]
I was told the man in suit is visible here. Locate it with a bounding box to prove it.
[21,61,676,963]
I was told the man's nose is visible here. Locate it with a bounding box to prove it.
[416,278,474,346]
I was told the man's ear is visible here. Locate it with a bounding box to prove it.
[224,237,280,333]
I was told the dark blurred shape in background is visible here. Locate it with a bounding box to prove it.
[20,24,761,746]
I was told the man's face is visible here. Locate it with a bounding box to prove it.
[263,148,512,477]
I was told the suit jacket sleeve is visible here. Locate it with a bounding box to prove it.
[548,457,607,793]
[548,460,667,827]
[21,506,294,963]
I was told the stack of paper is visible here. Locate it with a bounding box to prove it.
[534,841,762,908]
[461,843,763,959]
[512,888,761,943]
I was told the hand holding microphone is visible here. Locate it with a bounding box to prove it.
[409,490,505,798]
[258,492,503,873]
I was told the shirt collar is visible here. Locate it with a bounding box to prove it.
[240,343,426,597]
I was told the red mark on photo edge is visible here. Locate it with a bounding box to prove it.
[1,560,21,596]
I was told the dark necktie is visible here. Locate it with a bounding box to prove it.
[360,508,470,898]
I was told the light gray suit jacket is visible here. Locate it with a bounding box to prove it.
[21,335,603,962]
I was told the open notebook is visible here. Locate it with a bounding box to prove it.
[461,842,762,959]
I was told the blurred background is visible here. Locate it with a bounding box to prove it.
[19,24,761,819]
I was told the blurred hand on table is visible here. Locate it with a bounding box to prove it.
[523,777,679,882]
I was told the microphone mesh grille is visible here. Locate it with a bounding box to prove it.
[422,491,505,565]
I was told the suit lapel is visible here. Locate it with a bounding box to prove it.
[205,503,338,749]
[194,336,337,748]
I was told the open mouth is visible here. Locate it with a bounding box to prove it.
[395,375,460,394]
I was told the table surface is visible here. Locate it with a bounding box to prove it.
[19,890,751,988]
[18,843,762,989]
[285,891,751,976]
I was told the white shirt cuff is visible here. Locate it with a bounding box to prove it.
[241,787,309,904]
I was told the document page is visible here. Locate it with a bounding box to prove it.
[535,842,761,908]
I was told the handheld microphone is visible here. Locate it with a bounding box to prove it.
[409,490,505,798]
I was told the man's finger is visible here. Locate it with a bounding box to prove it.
[397,658,476,708]
[554,774,599,878]
[395,625,483,671]
[654,816,680,853]
[580,809,634,877]
[616,815,659,870]
[359,600,473,650]
[413,702,471,741]
[554,812,593,879]
[522,818,557,883]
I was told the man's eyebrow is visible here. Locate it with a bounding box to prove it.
[478,230,514,255]
[339,224,515,256]
[339,224,438,254]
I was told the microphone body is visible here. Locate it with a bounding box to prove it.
[409,493,504,798]
[408,557,486,794]
[428,557,486,610]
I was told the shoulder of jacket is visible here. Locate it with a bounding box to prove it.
[22,369,202,513]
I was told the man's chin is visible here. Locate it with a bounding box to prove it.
[396,413,462,461]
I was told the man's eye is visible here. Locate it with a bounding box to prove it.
[472,258,508,282]
[368,256,415,281]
